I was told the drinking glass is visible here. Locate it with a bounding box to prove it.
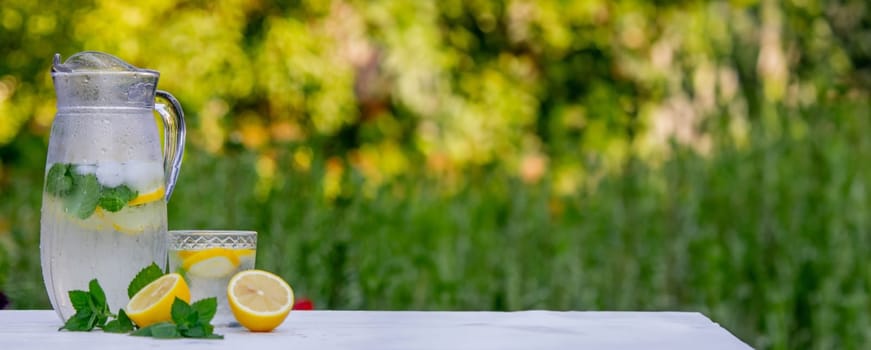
[168,230,256,326]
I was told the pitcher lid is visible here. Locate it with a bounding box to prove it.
[51,51,160,109]
[52,51,157,76]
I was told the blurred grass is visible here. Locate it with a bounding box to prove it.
[2,100,869,349]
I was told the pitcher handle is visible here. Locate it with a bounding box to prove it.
[155,90,185,201]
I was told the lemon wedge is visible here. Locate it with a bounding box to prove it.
[126,273,190,328]
[228,270,294,332]
[128,186,165,206]
[182,248,241,278]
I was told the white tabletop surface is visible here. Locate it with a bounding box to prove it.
[0,310,752,349]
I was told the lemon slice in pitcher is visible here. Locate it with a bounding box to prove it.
[182,248,240,278]
[128,185,165,206]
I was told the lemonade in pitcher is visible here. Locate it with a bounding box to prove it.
[40,51,185,321]
[41,160,167,318]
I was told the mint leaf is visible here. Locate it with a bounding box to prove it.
[130,324,154,337]
[88,279,110,326]
[45,163,72,196]
[131,322,180,338]
[191,298,217,324]
[60,280,111,332]
[169,298,222,339]
[151,323,181,339]
[64,173,101,219]
[138,322,180,339]
[180,323,208,338]
[128,263,164,298]
[103,309,134,333]
[68,290,91,312]
[170,297,193,325]
[60,309,94,331]
[88,279,106,307]
[99,185,138,212]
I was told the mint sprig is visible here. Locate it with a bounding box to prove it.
[59,263,222,340]
[132,298,223,339]
[59,279,112,331]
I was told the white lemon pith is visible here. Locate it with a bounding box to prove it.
[125,273,190,328]
[228,270,294,332]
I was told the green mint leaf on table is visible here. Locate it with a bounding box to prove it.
[45,163,72,196]
[88,279,107,307]
[68,290,91,312]
[128,262,164,298]
[150,323,182,339]
[98,185,138,212]
[191,297,217,324]
[103,309,134,333]
[59,279,111,331]
[180,323,211,338]
[64,173,101,219]
[170,297,193,325]
[88,279,110,326]
[167,297,222,339]
[131,322,180,339]
[59,308,93,331]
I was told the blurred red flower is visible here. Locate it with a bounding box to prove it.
[293,298,313,310]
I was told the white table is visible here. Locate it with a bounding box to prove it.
[0,310,752,349]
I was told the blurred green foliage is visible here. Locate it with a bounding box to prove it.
[1,0,871,349]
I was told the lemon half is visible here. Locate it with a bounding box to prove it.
[126,273,190,328]
[227,270,294,332]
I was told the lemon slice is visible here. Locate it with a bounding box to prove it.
[227,270,294,332]
[97,202,161,235]
[128,186,165,207]
[236,249,256,266]
[126,273,190,328]
[182,248,241,278]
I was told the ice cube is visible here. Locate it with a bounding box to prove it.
[73,164,97,175]
[96,162,125,188]
[124,161,163,192]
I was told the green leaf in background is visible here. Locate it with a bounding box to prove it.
[127,263,164,298]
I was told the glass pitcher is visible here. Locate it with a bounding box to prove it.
[40,51,185,321]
